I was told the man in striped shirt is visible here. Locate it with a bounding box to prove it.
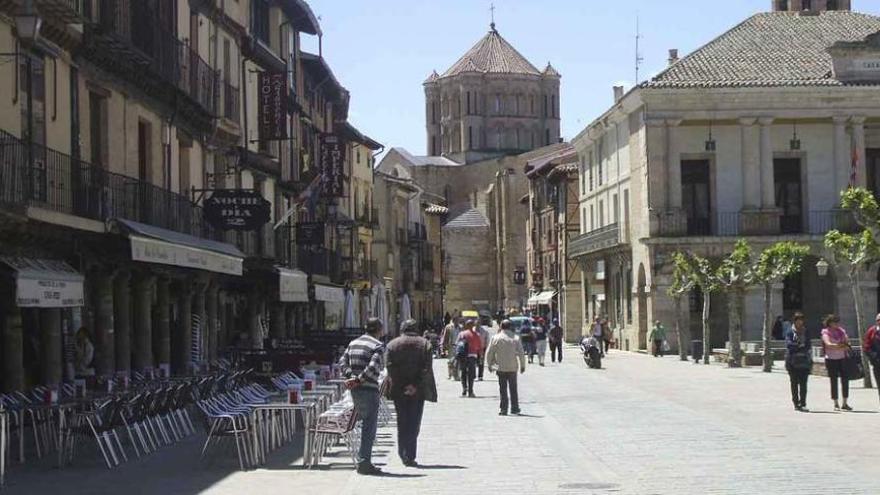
[341,317,386,475]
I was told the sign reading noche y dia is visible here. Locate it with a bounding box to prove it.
[258,71,288,140]
[204,189,271,231]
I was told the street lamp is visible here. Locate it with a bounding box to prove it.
[14,0,42,45]
[816,258,829,278]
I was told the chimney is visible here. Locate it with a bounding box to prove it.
[613,85,624,103]
[668,49,679,66]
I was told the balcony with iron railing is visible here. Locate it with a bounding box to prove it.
[83,0,218,118]
[654,211,859,238]
[569,223,624,259]
[0,129,218,240]
[35,0,88,23]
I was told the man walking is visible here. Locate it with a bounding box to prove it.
[441,317,461,379]
[386,319,437,467]
[485,319,526,415]
[476,317,492,380]
[649,320,667,357]
[457,320,483,397]
[341,318,386,475]
[549,319,564,363]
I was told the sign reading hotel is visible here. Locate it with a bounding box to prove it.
[204,189,271,231]
[320,135,345,197]
[16,277,84,308]
[258,71,288,140]
[130,235,243,276]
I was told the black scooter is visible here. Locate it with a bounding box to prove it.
[580,336,602,369]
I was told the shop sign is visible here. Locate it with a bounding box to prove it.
[204,189,271,231]
[296,222,325,245]
[279,268,309,302]
[16,276,84,308]
[258,71,288,140]
[320,135,344,197]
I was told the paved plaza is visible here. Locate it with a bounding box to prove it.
[5,348,880,495]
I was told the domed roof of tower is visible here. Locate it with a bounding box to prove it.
[441,24,541,78]
[424,70,440,84]
[543,62,561,78]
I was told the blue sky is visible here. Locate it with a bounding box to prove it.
[303,0,880,155]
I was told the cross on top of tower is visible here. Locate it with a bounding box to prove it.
[490,3,496,32]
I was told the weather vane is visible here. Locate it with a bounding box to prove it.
[490,2,496,30]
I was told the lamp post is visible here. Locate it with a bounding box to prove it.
[816,258,830,329]
[14,0,42,45]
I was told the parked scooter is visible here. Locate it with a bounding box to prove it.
[580,336,602,369]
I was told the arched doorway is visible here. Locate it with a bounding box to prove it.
[637,263,648,351]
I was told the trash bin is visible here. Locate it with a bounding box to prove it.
[691,340,703,362]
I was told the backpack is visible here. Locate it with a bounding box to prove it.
[455,338,469,359]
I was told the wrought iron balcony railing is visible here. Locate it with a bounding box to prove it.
[0,129,217,240]
[654,211,858,237]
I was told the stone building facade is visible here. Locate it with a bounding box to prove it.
[423,23,561,165]
[569,2,880,353]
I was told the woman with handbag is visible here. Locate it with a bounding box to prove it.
[785,313,812,412]
[821,314,852,411]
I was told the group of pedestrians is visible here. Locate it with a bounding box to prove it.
[784,312,880,412]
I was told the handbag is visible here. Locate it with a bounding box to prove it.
[842,350,865,381]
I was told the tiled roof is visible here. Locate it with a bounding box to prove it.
[441,26,541,78]
[525,144,575,178]
[444,208,490,229]
[644,11,880,89]
[391,147,462,167]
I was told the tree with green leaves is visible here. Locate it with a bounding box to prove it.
[670,252,718,364]
[824,229,879,389]
[669,254,695,361]
[715,240,756,368]
[753,242,811,372]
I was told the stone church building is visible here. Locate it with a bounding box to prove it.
[377,22,563,316]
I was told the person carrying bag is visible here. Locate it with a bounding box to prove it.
[864,313,880,407]
[821,314,853,411]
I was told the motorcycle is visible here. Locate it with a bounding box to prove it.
[580,336,602,369]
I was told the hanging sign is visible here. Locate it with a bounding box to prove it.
[296,222,325,245]
[320,135,344,197]
[204,189,271,231]
[258,71,288,140]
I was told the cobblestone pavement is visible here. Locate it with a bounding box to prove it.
[5,348,880,494]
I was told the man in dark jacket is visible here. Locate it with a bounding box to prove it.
[386,319,437,467]
[549,319,564,363]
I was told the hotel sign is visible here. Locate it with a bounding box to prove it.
[320,135,345,197]
[130,236,243,276]
[258,71,288,140]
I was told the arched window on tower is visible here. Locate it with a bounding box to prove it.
[543,95,548,117]
[496,128,503,150]
[551,95,557,118]
[466,92,471,115]
[515,95,520,115]
[530,95,535,115]
[495,93,502,114]
[468,126,473,149]
[545,128,551,146]
[515,128,521,149]
[431,135,437,155]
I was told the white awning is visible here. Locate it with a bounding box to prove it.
[1,257,84,308]
[278,268,308,302]
[315,284,345,303]
[120,219,244,276]
[527,291,556,306]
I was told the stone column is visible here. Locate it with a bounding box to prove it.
[2,305,24,392]
[173,279,193,375]
[852,116,867,189]
[270,302,285,341]
[739,118,760,209]
[832,116,849,195]
[221,291,235,350]
[40,308,63,387]
[758,117,776,209]
[666,119,683,210]
[93,272,115,377]
[113,271,132,374]
[206,285,219,363]
[154,278,171,369]
[132,274,155,372]
[248,293,264,349]
[192,281,207,367]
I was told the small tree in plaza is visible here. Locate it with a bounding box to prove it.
[753,242,810,373]
[670,252,718,364]
[715,240,756,368]
[824,229,879,389]
[669,254,695,361]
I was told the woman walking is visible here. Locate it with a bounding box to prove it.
[821,314,852,411]
[785,312,812,412]
[520,321,536,364]
[533,318,548,366]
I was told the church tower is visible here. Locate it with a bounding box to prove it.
[423,23,561,164]
[772,0,851,11]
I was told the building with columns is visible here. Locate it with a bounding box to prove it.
[569,2,880,352]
